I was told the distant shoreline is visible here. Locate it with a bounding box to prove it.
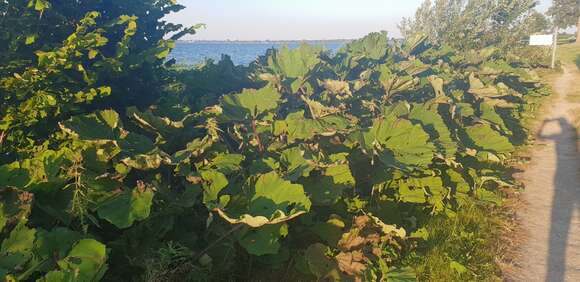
[176,39,353,45]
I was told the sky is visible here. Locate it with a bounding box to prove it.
[167,0,554,41]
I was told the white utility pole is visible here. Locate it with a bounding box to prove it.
[551,26,559,69]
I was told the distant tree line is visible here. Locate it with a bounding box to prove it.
[399,0,579,48]
[548,0,580,43]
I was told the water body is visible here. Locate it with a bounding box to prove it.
[169,41,349,66]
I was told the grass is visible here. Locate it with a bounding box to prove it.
[558,43,580,69]
[557,43,580,128]
[557,44,580,104]
[411,203,507,282]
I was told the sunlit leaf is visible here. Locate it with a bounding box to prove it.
[97,186,154,229]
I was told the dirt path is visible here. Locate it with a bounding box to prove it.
[512,65,580,282]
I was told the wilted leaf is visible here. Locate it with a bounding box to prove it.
[336,251,367,276]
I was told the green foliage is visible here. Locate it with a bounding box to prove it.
[548,0,579,29]
[41,239,108,282]
[399,0,548,51]
[221,85,282,120]
[96,185,154,229]
[0,8,551,280]
[0,0,198,157]
[411,203,505,281]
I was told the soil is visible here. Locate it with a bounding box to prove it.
[512,65,580,281]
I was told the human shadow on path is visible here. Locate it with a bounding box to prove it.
[539,118,580,282]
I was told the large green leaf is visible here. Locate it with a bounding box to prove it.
[340,31,389,61]
[375,64,417,97]
[0,162,31,188]
[34,228,82,264]
[264,44,322,78]
[250,172,311,217]
[409,104,457,158]
[0,223,35,275]
[97,186,154,229]
[398,176,446,204]
[40,239,108,282]
[465,124,514,153]
[468,73,501,98]
[60,111,119,141]
[479,103,509,133]
[215,172,311,228]
[117,132,156,155]
[303,164,355,205]
[280,147,314,181]
[238,224,288,256]
[200,170,229,205]
[1,223,36,255]
[402,33,428,56]
[273,111,350,142]
[221,85,281,120]
[205,153,245,175]
[367,117,435,169]
[10,228,83,280]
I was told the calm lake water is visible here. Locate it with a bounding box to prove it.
[170,41,348,66]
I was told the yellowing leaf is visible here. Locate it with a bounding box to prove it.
[88,49,99,59]
[25,35,36,45]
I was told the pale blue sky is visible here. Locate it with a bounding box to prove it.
[168,0,553,40]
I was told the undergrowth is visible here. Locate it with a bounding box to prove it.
[412,203,504,281]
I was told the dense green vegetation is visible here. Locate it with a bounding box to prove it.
[0,0,197,156]
[399,0,554,68]
[399,0,548,50]
[548,0,580,42]
[0,2,553,281]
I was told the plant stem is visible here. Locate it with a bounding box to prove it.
[251,119,264,152]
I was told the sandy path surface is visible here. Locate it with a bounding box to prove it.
[512,65,580,282]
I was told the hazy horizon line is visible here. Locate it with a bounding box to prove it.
[177,38,355,42]
[176,36,403,42]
